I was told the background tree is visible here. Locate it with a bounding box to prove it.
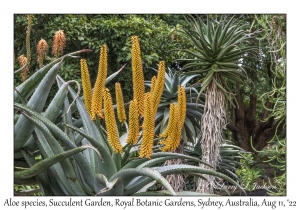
[14,14,190,103]
[226,14,286,152]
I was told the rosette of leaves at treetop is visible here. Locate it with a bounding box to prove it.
[177,14,258,193]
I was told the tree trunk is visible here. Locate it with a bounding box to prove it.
[227,83,284,152]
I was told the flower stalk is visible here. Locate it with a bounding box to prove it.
[91,45,108,119]
[126,100,140,145]
[103,88,123,154]
[131,36,145,116]
[152,61,165,113]
[139,93,155,159]
[52,29,66,58]
[115,82,127,124]
[37,38,49,68]
[80,59,92,116]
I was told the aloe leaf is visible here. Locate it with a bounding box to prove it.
[19,149,54,195]
[109,168,176,195]
[57,76,109,175]
[180,74,200,86]
[170,75,179,94]
[46,169,67,196]
[222,168,242,183]
[14,102,96,191]
[161,107,170,133]
[155,164,246,195]
[181,29,204,51]
[136,180,156,193]
[177,191,215,196]
[122,152,211,169]
[14,50,91,103]
[63,123,117,178]
[19,134,38,158]
[14,61,63,152]
[133,191,172,196]
[26,113,87,195]
[33,129,75,195]
[105,64,126,85]
[95,175,124,196]
[162,89,175,99]
[163,73,171,90]
[43,81,69,122]
[212,23,222,54]
[112,153,122,171]
[61,87,76,143]
[135,153,209,169]
[58,75,110,152]
[186,109,203,121]
[218,15,236,46]
[14,146,88,179]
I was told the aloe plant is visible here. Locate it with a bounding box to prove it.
[14,49,246,195]
[14,77,245,195]
[177,14,258,193]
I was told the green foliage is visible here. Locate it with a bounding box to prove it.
[14,184,42,196]
[251,15,286,195]
[254,138,286,195]
[236,153,264,191]
[14,14,190,103]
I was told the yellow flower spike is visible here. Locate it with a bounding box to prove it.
[161,87,186,152]
[91,45,108,119]
[159,103,177,140]
[152,61,165,113]
[126,100,140,145]
[103,88,123,154]
[52,29,66,58]
[115,82,127,124]
[37,38,49,68]
[131,36,145,116]
[150,76,156,94]
[160,104,181,152]
[80,59,93,116]
[139,93,155,159]
[177,85,187,128]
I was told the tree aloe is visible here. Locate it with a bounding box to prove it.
[178,14,258,193]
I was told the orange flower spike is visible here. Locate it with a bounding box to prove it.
[36,38,49,68]
[18,55,29,82]
[52,29,66,58]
